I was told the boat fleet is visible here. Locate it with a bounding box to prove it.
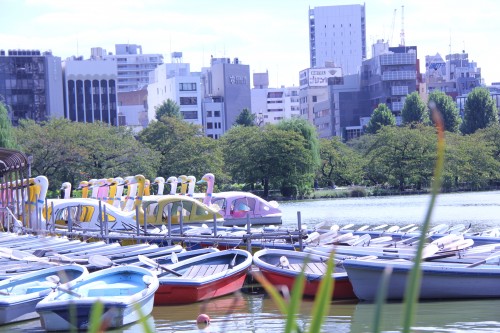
[4,173,500,329]
[0,173,283,237]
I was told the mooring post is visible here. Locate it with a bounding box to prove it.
[246,214,251,252]
[297,211,303,252]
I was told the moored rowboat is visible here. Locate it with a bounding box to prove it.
[252,248,355,299]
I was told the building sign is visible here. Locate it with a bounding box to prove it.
[228,75,248,85]
[300,68,343,88]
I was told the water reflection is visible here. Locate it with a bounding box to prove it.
[152,292,358,332]
[0,315,155,333]
[352,299,500,332]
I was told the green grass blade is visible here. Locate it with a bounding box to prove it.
[87,300,104,333]
[134,303,154,333]
[251,271,288,314]
[308,252,335,333]
[285,262,307,333]
[401,106,446,333]
[372,265,393,333]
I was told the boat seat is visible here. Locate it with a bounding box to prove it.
[26,286,50,294]
[289,262,327,275]
[182,264,229,279]
[87,287,137,297]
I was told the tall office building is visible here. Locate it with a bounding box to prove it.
[309,4,366,75]
[201,57,251,133]
[0,50,64,125]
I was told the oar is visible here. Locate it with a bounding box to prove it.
[466,251,500,268]
[138,255,182,277]
[46,275,81,298]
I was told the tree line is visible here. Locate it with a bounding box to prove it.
[1,86,499,197]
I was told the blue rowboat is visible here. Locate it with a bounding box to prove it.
[0,264,88,324]
[36,265,158,331]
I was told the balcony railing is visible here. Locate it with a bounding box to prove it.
[382,71,416,81]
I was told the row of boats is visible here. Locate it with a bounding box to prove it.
[2,220,500,330]
[0,174,283,234]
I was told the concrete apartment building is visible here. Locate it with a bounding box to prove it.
[92,44,163,93]
[62,57,118,125]
[251,71,300,126]
[147,53,202,125]
[0,49,64,125]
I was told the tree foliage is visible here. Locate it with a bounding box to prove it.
[0,102,16,149]
[461,87,498,134]
[15,119,159,191]
[234,108,256,126]
[428,90,461,132]
[363,125,436,190]
[318,137,364,187]
[154,99,182,120]
[137,116,226,186]
[365,103,396,134]
[221,125,314,197]
[401,92,428,125]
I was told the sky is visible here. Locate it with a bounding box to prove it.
[1,0,498,87]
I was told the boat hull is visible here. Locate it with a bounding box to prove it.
[344,259,500,301]
[0,296,44,324]
[253,248,356,299]
[258,267,355,299]
[38,295,155,331]
[154,270,247,305]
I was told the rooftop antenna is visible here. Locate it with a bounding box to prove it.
[399,5,405,47]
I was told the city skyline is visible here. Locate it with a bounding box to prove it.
[1,0,498,87]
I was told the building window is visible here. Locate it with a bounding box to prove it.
[214,111,221,117]
[207,111,212,117]
[267,91,283,98]
[312,96,317,102]
[207,122,213,129]
[179,83,197,91]
[182,111,198,119]
[179,97,197,105]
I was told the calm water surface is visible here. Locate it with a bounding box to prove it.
[4,191,500,332]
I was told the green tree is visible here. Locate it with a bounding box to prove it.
[318,137,364,187]
[154,99,182,120]
[0,102,15,149]
[443,131,500,190]
[364,103,396,134]
[138,115,226,186]
[364,125,436,190]
[221,125,313,197]
[461,87,498,134]
[15,119,159,192]
[276,118,320,194]
[401,92,428,125]
[234,108,256,126]
[428,90,461,132]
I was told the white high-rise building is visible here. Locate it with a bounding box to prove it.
[92,44,163,93]
[309,4,366,75]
